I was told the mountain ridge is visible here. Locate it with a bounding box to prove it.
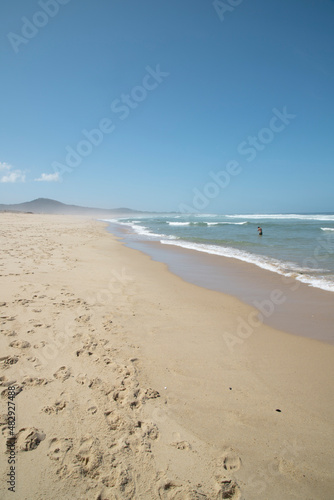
[0,198,143,216]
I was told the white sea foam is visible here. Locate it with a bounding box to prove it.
[167,221,247,227]
[321,227,334,231]
[226,214,334,221]
[167,222,191,226]
[102,218,177,240]
[160,239,334,292]
[133,225,178,240]
[294,274,334,292]
[207,221,248,226]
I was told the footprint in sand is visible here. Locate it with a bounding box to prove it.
[48,437,73,462]
[0,413,8,427]
[0,316,16,322]
[27,356,43,369]
[143,388,160,401]
[43,397,67,414]
[76,347,95,358]
[0,355,19,368]
[87,378,104,389]
[2,330,17,337]
[1,385,23,399]
[101,355,112,365]
[75,373,91,386]
[218,448,242,472]
[105,410,144,437]
[0,375,17,387]
[95,487,119,500]
[1,330,17,337]
[75,337,101,358]
[112,387,128,405]
[102,320,113,331]
[72,435,102,476]
[9,340,31,349]
[75,314,91,323]
[112,467,136,497]
[22,376,49,386]
[33,341,46,348]
[72,332,83,340]
[170,441,192,451]
[53,366,71,382]
[213,449,242,499]
[126,388,142,410]
[216,480,241,500]
[104,410,126,431]
[15,298,32,306]
[14,427,46,451]
[141,422,159,441]
[158,480,206,499]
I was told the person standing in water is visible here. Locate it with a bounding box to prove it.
[257,226,263,236]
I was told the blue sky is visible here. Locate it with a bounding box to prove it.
[1,0,333,213]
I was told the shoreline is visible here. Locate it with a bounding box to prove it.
[106,222,334,344]
[1,213,334,499]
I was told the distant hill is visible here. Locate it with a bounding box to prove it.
[0,198,142,217]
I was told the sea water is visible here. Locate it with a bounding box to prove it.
[103,213,334,293]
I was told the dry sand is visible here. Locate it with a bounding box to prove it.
[0,213,333,500]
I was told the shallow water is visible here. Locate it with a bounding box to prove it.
[102,213,334,293]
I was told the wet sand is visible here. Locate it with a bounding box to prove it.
[108,224,334,344]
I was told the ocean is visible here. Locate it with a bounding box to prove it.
[103,213,334,293]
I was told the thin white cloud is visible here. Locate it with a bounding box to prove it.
[34,172,60,182]
[0,162,12,172]
[0,162,26,183]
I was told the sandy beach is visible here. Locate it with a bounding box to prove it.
[1,213,334,500]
